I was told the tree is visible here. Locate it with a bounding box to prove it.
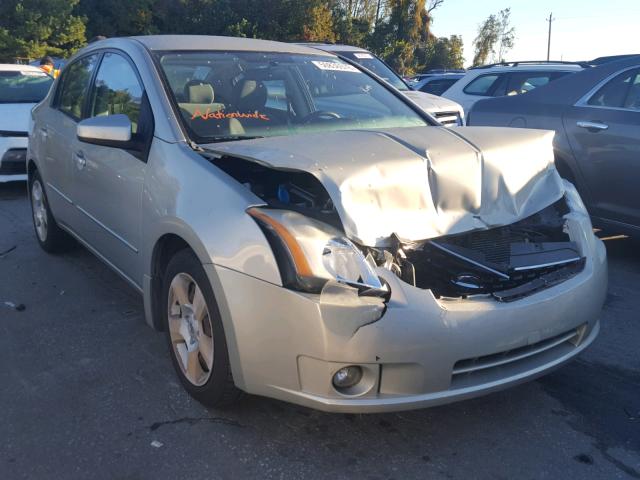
[379,0,431,74]
[496,8,515,62]
[472,13,499,66]
[303,3,336,42]
[424,0,443,39]
[78,0,157,38]
[0,0,86,61]
[417,34,463,71]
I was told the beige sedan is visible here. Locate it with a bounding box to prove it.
[27,35,606,412]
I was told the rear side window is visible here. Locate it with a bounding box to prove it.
[588,68,640,109]
[88,53,144,133]
[506,71,570,96]
[57,54,100,120]
[463,74,501,95]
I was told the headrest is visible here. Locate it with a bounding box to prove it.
[186,82,214,104]
[236,79,267,111]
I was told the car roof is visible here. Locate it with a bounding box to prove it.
[470,64,584,73]
[420,73,464,79]
[0,64,45,72]
[295,43,370,54]
[130,35,329,56]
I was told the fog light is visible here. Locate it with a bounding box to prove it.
[332,366,363,389]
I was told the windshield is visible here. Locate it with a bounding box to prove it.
[157,52,427,143]
[0,70,53,103]
[338,51,408,91]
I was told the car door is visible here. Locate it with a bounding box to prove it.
[40,54,100,225]
[562,67,640,227]
[71,51,154,285]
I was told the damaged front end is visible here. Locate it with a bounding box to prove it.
[363,198,585,302]
[207,152,585,311]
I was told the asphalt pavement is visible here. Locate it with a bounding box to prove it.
[1,181,638,479]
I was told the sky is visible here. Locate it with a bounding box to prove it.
[432,0,640,66]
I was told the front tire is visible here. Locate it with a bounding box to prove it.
[162,249,242,407]
[29,170,74,253]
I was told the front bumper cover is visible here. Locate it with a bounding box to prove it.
[0,137,28,182]
[208,204,607,413]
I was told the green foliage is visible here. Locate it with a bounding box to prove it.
[302,3,336,42]
[0,0,86,62]
[416,35,463,71]
[1,0,470,75]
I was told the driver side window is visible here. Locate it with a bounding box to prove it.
[89,53,144,133]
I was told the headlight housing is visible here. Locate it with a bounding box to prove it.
[248,207,385,294]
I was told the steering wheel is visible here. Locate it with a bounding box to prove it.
[301,110,342,124]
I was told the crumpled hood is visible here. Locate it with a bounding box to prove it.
[0,103,34,133]
[402,90,463,116]
[203,126,564,247]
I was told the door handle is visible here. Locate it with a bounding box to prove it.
[577,121,609,131]
[74,151,86,169]
[39,127,48,138]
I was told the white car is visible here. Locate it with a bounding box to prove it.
[0,64,53,182]
[442,61,585,116]
[300,44,465,126]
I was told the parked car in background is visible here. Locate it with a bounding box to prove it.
[409,69,465,83]
[443,61,586,115]
[468,56,640,235]
[300,43,465,126]
[0,64,53,182]
[28,35,606,413]
[412,73,465,96]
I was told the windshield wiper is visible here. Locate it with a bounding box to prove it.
[208,135,265,143]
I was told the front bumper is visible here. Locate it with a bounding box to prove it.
[0,137,28,183]
[208,207,607,413]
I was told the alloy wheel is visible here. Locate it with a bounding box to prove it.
[167,272,214,386]
[31,180,48,242]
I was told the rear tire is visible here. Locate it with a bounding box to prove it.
[29,170,74,253]
[162,249,242,407]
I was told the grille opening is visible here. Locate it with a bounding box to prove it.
[434,111,461,126]
[403,198,584,299]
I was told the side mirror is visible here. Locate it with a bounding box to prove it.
[77,114,132,146]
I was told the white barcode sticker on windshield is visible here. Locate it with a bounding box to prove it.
[21,71,46,76]
[311,61,359,73]
[353,53,373,59]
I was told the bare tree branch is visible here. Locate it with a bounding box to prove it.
[427,0,444,14]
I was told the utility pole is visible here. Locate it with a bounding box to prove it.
[546,12,555,61]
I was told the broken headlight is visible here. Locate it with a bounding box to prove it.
[248,207,385,293]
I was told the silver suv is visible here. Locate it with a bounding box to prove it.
[443,61,585,115]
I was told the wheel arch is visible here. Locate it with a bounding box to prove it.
[143,230,245,388]
[27,158,38,181]
[146,232,203,331]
